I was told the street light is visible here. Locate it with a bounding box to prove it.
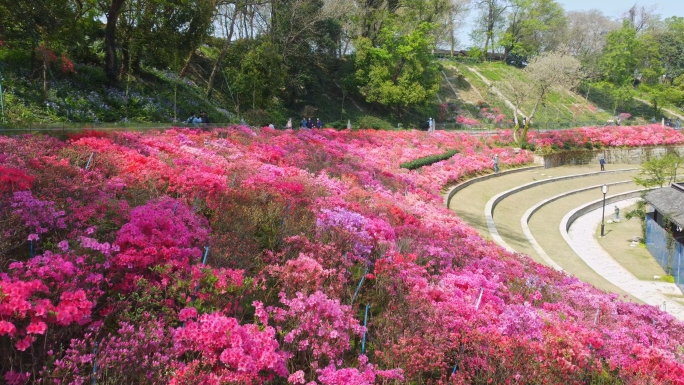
[600,184,608,237]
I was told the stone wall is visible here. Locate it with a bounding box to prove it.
[543,146,684,168]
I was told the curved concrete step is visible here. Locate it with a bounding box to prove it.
[520,180,634,271]
[444,165,543,207]
[484,168,638,253]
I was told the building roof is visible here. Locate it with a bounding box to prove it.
[645,183,684,229]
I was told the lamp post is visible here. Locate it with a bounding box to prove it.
[600,184,608,237]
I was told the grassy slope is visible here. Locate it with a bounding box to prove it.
[438,60,622,127]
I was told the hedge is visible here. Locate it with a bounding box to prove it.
[400,149,459,170]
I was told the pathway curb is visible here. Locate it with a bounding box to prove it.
[560,191,684,320]
[520,180,634,271]
[484,168,638,253]
[444,165,543,207]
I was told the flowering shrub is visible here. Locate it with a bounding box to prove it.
[480,107,506,124]
[0,126,682,383]
[171,312,288,384]
[618,112,632,121]
[503,124,684,149]
[456,115,480,127]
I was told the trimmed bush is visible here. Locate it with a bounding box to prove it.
[400,149,459,170]
[357,116,394,130]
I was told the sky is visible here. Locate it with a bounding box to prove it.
[456,0,684,49]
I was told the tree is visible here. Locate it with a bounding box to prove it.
[594,81,635,115]
[562,9,619,74]
[623,3,660,33]
[655,17,684,82]
[222,40,286,116]
[471,0,509,56]
[639,83,683,118]
[598,21,641,87]
[497,74,530,128]
[513,51,582,143]
[207,1,242,98]
[103,0,127,85]
[499,0,565,58]
[633,153,684,188]
[354,22,440,113]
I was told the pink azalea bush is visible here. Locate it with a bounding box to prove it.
[456,115,480,128]
[489,124,684,149]
[0,125,683,384]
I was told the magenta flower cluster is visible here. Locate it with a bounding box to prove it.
[0,124,683,384]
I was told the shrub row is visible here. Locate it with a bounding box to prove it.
[400,149,459,170]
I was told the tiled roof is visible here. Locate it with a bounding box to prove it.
[645,183,684,228]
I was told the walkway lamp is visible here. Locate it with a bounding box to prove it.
[600,184,608,237]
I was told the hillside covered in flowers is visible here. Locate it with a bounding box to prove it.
[1,125,684,384]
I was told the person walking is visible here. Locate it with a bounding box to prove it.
[493,154,499,173]
[306,118,313,129]
[286,118,293,130]
[316,118,322,129]
[614,206,620,220]
[600,157,606,171]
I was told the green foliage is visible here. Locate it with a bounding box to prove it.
[355,21,440,112]
[639,83,684,118]
[660,275,675,283]
[223,40,286,115]
[357,115,394,130]
[625,198,648,242]
[500,0,566,57]
[594,82,636,115]
[657,17,684,80]
[633,153,684,188]
[400,149,459,170]
[327,120,348,129]
[599,22,643,87]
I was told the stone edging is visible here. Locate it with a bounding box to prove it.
[484,168,638,254]
[520,180,633,271]
[560,190,647,233]
[559,192,684,320]
[443,165,544,207]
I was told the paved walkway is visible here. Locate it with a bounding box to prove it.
[566,199,684,320]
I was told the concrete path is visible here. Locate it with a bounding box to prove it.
[565,199,684,320]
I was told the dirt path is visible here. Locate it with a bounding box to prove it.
[467,66,528,119]
[634,97,684,120]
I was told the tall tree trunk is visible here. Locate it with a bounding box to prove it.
[42,58,48,101]
[206,5,238,98]
[179,50,194,78]
[105,0,126,85]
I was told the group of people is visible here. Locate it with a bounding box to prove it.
[650,116,681,128]
[186,111,210,126]
[300,117,323,129]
